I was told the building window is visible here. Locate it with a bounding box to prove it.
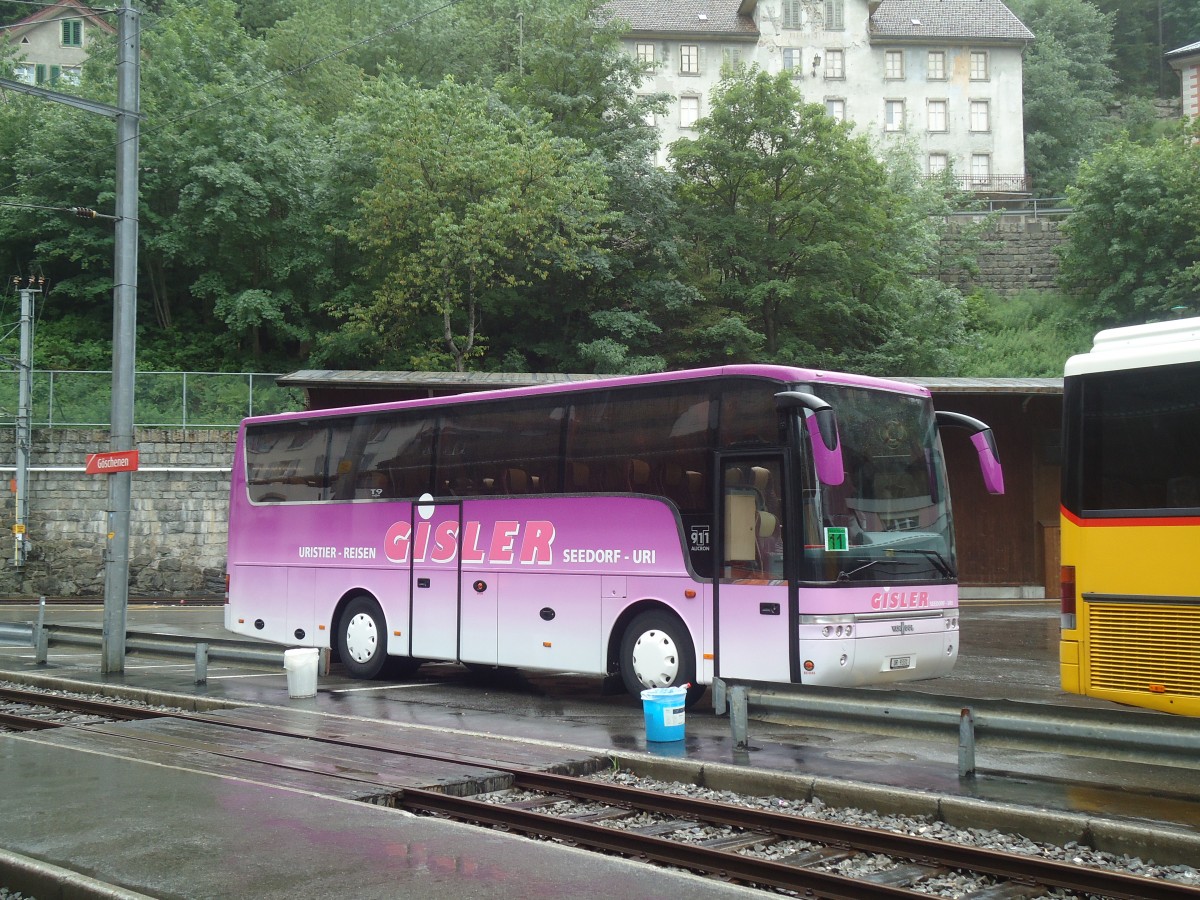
[885,99,905,132]
[782,48,802,76]
[927,50,945,80]
[970,99,990,132]
[636,43,655,64]
[782,0,804,29]
[61,18,82,47]
[61,66,81,85]
[824,0,845,30]
[825,98,846,122]
[825,49,845,78]
[927,99,947,132]
[680,95,701,128]
[681,44,700,74]
[722,47,743,70]
[929,153,948,176]
[885,50,904,80]
[638,95,656,127]
[14,64,34,85]
[970,50,989,81]
[971,153,991,185]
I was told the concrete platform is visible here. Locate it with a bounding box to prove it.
[2,599,1199,896]
[0,736,760,900]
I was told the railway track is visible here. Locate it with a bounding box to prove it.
[0,686,162,732]
[400,771,1199,899]
[3,685,1198,899]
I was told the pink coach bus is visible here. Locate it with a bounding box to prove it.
[225,366,1003,705]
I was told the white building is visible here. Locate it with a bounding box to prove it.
[1167,40,1200,121]
[4,0,114,88]
[607,0,1034,193]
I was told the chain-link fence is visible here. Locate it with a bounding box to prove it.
[0,371,303,428]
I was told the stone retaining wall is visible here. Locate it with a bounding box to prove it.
[0,429,235,598]
[947,216,1067,295]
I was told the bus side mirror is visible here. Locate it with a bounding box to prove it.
[775,391,845,486]
[936,411,1005,495]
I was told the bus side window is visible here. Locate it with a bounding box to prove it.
[567,462,591,492]
[628,459,651,492]
[355,470,390,499]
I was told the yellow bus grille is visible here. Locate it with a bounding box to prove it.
[1086,603,1200,697]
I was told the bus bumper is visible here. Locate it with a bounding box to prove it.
[797,619,958,686]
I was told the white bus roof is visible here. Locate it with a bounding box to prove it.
[1065,316,1200,377]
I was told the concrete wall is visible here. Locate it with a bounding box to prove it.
[0,429,234,598]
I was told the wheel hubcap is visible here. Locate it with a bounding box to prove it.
[631,628,679,688]
[345,612,378,664]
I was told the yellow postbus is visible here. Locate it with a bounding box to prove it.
[1060,317,1200,715]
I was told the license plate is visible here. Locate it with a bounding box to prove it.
[889,656,912,670]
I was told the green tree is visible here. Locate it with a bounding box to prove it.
[669,67,966,374]
[0,0,339,369]
[488,0,688,374]
[1009,0,1119,196]
[1059,122,1200,326]
[1091,0,1200,96]
[138,0,337,364]
[259,0,368,122]
[337,74,611,371]
[953,289,1093,377]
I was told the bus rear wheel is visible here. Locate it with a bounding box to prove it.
[619,611,705,707]
[338,595,391,680]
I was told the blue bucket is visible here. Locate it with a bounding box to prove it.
[641,686,687,742]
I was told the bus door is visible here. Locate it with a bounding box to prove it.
[714,454,796,683]
[409,499,463,662]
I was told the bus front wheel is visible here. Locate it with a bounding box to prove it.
[338,595,390,679]
[619,611,704,706]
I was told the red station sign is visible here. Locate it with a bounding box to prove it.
[85,450,140,475]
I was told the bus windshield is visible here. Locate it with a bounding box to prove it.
[797,384,954,584]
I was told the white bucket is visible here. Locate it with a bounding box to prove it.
[283,648,319,698]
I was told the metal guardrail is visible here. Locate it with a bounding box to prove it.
[1,618,310,684]
[944,197,1071,219]
[712,678,1200,776]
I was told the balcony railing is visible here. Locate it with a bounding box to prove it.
[942,173,1033,193]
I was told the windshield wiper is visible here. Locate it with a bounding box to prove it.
[837,558,917,581]
[887,548,955,579]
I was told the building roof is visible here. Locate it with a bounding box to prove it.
[895,376,1061,394]
[603,0,759,38]
[870,0,1033,43]
[1166,39,1200,59]
[5,0,116,40]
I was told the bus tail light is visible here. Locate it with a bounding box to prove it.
[224,573,230,605]
[1060,565,1076,630]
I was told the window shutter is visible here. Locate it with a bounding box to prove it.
[825,0,844,29]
